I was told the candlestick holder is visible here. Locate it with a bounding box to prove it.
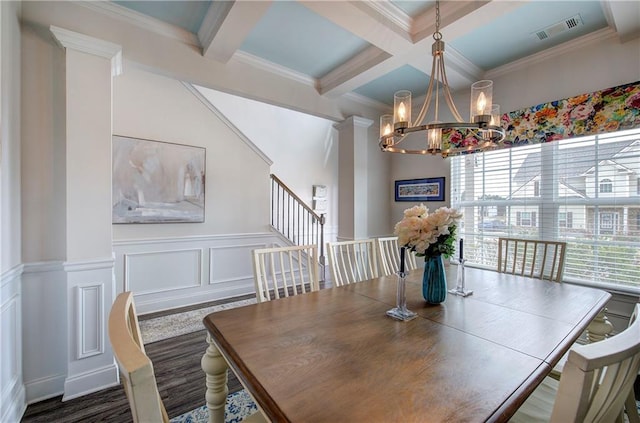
[386,270,418,321]
[448,258,473,297]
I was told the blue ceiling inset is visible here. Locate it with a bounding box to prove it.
[240,1,371,78]
[450,1,608,70]
[354,65,430,106]
[113,1,211,33]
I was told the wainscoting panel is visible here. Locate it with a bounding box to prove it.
[124,249,203,293]
[1,264,25,423]
[209,242,268,285]
[113,233,281,314]
[75,283,104,359]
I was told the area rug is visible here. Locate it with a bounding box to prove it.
[139,298,257,343]
[170,389,258,423]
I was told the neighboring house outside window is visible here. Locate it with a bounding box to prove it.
[599,212,617,234]
[600,178,613,193]
[559,212,573,229]
[451,129,640,291]
[516,211,536,227]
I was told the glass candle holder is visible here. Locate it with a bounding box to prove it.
[394,90,411,130]
[470,80,493,123]
[448,258,473,297]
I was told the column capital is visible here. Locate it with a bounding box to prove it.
[50,26,123,76]
[333,116,374,131]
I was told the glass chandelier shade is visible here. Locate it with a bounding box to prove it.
[379,0,505,157]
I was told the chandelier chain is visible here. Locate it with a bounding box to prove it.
[434,0,442,41]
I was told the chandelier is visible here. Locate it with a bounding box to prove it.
[379,0,505,157]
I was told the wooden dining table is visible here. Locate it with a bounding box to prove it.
[201,265,611,423]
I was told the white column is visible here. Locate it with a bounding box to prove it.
[49,26,122,400]
[333,116,373,240]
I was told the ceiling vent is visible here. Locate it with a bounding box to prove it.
[534,14,583,41]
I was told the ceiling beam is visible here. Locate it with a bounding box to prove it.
[316,0,523,97]
[199,0,272,63]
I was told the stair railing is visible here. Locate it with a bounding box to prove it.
[270,174,326,281]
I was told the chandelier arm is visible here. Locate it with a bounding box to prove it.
[413,51,439,127]
[438,55,465,123]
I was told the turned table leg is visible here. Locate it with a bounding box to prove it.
[201,333,229,423]
[587,307,614,343]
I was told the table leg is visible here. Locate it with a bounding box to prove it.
[201,333,229,423]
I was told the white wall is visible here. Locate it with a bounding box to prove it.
[1,2,25,422]
[111,65,284,313]
[113,66,271,239]
[1,1,21,270]
[195,87,340,235]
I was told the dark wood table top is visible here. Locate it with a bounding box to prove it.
[203,266,610,423]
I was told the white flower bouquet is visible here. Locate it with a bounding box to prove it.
[394,204,462,258]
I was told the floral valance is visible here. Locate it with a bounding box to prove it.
[444,80,640,152]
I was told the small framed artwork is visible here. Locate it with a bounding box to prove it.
[313,199,327,212]
[313,185,327,198]
[395,177,445,202]
[112,135,205,223]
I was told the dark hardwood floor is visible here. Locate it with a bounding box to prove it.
[21,301,245,423]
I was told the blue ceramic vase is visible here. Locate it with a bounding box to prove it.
[422,255,447,304]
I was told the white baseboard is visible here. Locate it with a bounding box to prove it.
[62,363,119,402]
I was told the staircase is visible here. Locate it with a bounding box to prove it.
[270,174,326,281]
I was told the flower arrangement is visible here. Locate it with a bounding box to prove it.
[394,204,462,259]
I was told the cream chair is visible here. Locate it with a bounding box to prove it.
[510,303,640,423]
[498,237,566,282]
[252,244,320,303]
[108,291,169,423]
[327,239,379,286]
[108,292,266,423]
[376,236,418,276]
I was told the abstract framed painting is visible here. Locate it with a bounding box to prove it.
[395,177,445,202]
[112,135,205,223]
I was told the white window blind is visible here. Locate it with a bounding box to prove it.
[451,128,640,291]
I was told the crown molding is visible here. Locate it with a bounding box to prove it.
[77,1,200,48]
[50,25,123,75]
[232,51,316,88]
[363,0,412,34]
[333,115,374,131]
[486,27,618,79]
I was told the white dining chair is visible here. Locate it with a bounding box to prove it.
[510,303,640,423]
[376,236,418,276]
[108,291,267,423]
[252,244,320,303]
[327,239,379,286]
[497,237,567,282]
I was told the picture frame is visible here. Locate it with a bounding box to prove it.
[112,135,206,223]
[395,177,445,202]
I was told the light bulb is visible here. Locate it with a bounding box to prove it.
[398,102,406,121]
[476,92,487,114]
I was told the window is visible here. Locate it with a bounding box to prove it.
[559,212,573,229]
[451,128,640,291]
[600,178,613,193]
[599,212,618,234]
[517,211,536,227]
